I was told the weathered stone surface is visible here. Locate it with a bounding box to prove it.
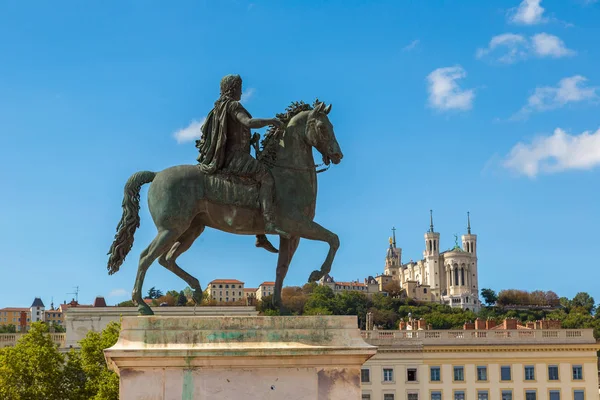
[105,315,376,399]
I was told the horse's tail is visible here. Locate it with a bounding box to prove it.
[107,171,156,275]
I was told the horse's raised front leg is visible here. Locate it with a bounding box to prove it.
[132,229,182,315]
[158,222,205,304]
[288,219,339,283]
[273,236,300,314]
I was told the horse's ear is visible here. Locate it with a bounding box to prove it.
[314,102,324,113]
[324,104,332,115]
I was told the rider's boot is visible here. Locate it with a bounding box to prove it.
[256,234,279,253]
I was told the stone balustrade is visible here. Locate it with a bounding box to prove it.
[0,332,66,348]
[360,328,596,345]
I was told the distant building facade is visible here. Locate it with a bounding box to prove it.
[319,274,380,295]
[206,279,245,303]
[361,319,599,400]
[256,282,275,301]
[377,212,480,312]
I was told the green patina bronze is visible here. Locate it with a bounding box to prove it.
[106,75,343,315]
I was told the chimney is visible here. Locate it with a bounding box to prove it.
[417,318,427,330]
[486,319,497,330]
[475,318,485,330]
[464,321,475,330]
[503,318,518,330]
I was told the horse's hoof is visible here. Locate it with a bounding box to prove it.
[308,270,322,283]
[138,305,154,316]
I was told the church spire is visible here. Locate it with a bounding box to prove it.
[429,210,434,233]
[392,227,397,248]
[467,211,471,234]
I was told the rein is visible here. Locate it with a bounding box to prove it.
[260,114,332,174]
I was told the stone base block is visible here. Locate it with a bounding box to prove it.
[104,315,376,400]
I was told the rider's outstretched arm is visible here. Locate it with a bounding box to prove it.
[234,110,281,129]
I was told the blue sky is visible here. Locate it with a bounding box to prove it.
[1,0,599,308]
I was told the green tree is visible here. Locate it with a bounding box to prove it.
[571,292,595,314]
[116,300,135,307]
[79,321,121,400]
[0,322,86,400]
[177,291,188,306]
[480,288,498,306]
[0,324,16,333]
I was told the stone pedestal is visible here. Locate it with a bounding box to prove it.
[104,315,376,400]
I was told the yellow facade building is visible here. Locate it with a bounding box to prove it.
[360,324,599,400]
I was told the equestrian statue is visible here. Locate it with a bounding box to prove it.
[107,74,343,315]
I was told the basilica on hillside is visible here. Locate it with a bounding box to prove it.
[376,211,480,312]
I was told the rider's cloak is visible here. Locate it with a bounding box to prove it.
[196,99,232,174]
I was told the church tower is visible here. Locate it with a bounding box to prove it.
[461,212,479,297]
[384,227,401,280]
[424,210,441,292]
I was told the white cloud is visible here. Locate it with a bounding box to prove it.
[476,33,528,64]
[241,88,255,103]
[508,0,547,25]
[173,117,206,144]
[518,76,598,116]
[403,40,420,52]
[476,33,574,64]
[531,33,575,57]
[427,66,475,111]
[108,288,128,297]
[503,127,600,177]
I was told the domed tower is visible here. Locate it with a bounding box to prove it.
[461,212,479,298]
[384,227,402,280]
[424,210,441,292]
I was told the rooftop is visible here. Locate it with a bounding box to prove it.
[209,279,245,284]
[0,307,29,312]
[259,282,275,286]
[31,297,45,308]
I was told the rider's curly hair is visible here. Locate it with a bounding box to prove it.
[219,74,242,101]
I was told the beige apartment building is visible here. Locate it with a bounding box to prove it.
[360,319,599,400]
[256,281,275,301]
[206,279,245,303]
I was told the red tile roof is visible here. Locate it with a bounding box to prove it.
[243,288,257,292]
[259,282,275,286]
[209,279,245,284]
[335,282,366,287]
[0,307,29,312]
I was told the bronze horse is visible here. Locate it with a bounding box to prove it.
[107,101,343,315]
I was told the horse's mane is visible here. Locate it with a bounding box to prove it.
[258,100,319,165]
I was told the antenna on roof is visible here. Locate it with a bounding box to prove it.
[67,286,80,303]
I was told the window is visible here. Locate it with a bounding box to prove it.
[454,391,465,400]
[549,391,560,400]
[408,393,418,400]
[453,366,464,381]
[525,390,536,400]
[225,284,229,288]
[431,392,442,400]
[361,369,370,383]
[231,284,235,288]
[572,365,583,380]
[500,366,511,381]
[524,365,535,380]
[478,391,488,400]
[476,366,487,381]
[407,368,417,382]
[430,367,440,382]
[362,395,371,400]
[501,391,512,400]
[548,365,559,381]
[383,368,394,382]
[573,390,584,400]
[384,395,394,400]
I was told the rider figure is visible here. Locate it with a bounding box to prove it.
[196,74,289,252]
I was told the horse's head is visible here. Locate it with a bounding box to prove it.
[305,101,343,166]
